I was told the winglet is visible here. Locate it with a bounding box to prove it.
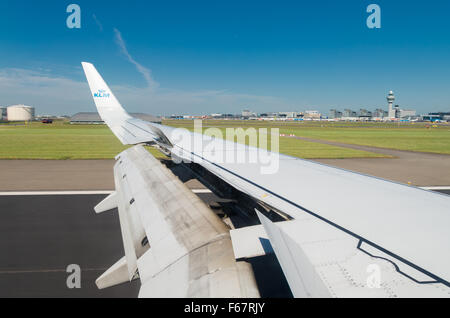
[81,62,132,144]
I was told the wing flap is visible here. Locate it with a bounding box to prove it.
[257,210,450,298]
[103,145,260,297]
[96,256,133,289]
[230,225,273,259]
[94,191,117,214]
[184,150,450,288]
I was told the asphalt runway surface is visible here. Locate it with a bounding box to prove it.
[2,146,449,192]
[288,136,450,187]
[0,194,140,298]
[0,160,115,191]
[0,153,448,297]
[0,192,293,298]
[1,189,447,298]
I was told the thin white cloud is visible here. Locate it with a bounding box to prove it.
[0,68,89,115]
[92,14,103,32]
[0,68,294,116]
[113,28,159,91]
[108,30,294,114]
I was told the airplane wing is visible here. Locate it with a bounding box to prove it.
[94,145,259,297]
[82,62,172,148]
[82,62,450,298]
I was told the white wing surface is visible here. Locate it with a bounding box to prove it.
[82,62,450,297]
[82,62,171,146]
[256,211,450,297]
[95,145,259,297]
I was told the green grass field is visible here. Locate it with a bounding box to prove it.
[167,120,450,155]
[166,121,385,159]
[0,119,448,160]
[0,121,165,160]
[280,124,450,154]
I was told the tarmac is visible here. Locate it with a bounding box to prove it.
[0,142,449,297]
[0,190,293,298]
[0,160,115,191]
[292,136,450,187]
[1,140,449,191]
[0,189,447,298]
[0,194,140,298]
[0,160,293,298]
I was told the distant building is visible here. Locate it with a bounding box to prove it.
[359,109,372,118]
[70,112,105,124]
[241,109,256,118]
[373,108,388,118]
[70,112,161,124]
[329,109,342,119]
[168,115,184,120]
[209,113,239,119]
[393,105,401,118]
[303,110,321,119]
[343,109,357,118]
[422,112,450,122]
[399,109,416,119]
[260,112,278,118]
[278,112,300,119]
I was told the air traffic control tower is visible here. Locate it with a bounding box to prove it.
[387,90,396,119]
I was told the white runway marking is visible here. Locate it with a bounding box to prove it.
[191,189,213,194]
[0,187,445,196]
[0,267,108,274]
[0,189,213,196]
[0,191,114,196]
[420,186,450,191]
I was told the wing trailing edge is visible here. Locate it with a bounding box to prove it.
[95,145,260,297]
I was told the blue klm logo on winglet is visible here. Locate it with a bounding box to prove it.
[94,89,110,98]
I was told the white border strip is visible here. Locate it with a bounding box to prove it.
[1,187,443,197]
[0,191,114,196]
[420,187,450,191]
[191,189,212,194]
[0,189,213,196]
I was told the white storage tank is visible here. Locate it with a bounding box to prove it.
[7,105,35,121]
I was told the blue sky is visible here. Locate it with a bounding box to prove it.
[0,0,450,115]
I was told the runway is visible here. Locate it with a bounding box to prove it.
[289,136,450,187]
[0,160,115,191]
[0,187,447,297]
[0,194,140,298]
[0,155,448,297]
[0,184,293,297]
[1,144,450,192]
